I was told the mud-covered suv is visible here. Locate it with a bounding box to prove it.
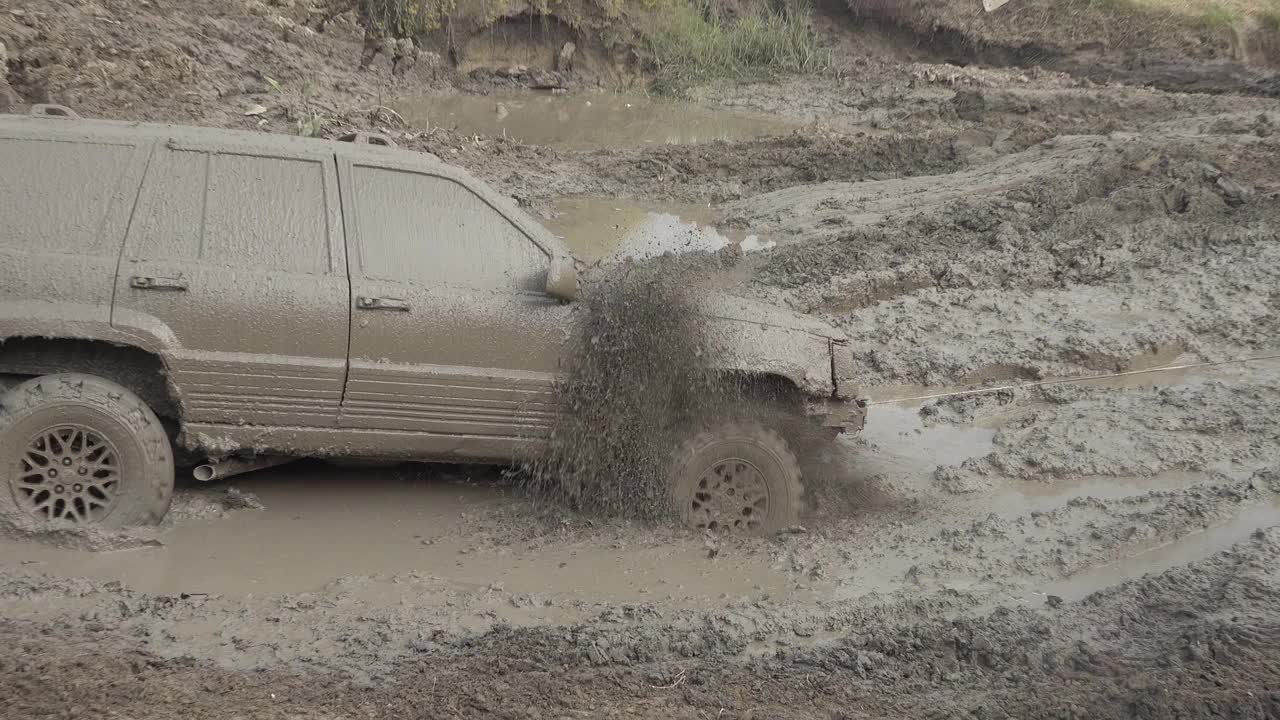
[0,105,864,532]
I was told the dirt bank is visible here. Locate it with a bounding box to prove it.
[837,0,1280,95]
[4,0,1280,717]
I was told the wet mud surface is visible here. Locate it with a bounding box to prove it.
[4,0,1280,717]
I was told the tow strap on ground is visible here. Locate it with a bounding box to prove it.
[866,352,1280,406]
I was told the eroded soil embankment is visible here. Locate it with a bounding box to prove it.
[835,0,1280,96]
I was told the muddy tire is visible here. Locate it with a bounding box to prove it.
[671,421,803,534]
[0,374,174,528]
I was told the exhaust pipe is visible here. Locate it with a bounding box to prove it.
[193,456,292,482]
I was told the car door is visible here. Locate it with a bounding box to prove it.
[111,141,350,427]
[0,123,151,333]
[338,159,571,459]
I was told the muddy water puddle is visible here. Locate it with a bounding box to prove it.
[394,92,798,150]
[854,402,996,492]
[0,464,815,608]
[544,196,773,261]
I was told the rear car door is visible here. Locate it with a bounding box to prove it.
[0,121,151,335]
[111,141,350,427]
[339,160,570,459]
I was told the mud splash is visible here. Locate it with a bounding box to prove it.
[523,257,730,522]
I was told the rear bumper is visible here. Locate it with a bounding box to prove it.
[803,397,867,433]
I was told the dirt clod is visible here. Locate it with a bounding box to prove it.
[221,488,263,511]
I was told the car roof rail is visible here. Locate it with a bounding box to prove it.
[30,104,81,120]
[336,131,397,148]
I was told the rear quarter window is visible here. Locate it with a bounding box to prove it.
[0,137,137,254]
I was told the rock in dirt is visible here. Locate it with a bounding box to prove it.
[952,89,986,120]
[525,68,567,90]
[222,488,264,511]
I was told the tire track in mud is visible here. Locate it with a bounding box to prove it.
[4,524,1279,718]
[725,119,1280,388]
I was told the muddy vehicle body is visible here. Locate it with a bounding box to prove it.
[0,106,864,531]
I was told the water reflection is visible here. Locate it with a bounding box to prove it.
[393,92,798,150]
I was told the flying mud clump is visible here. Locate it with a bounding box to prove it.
[524,257,735,523]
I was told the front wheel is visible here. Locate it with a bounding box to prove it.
[671,421,803,534]
[0,374,174,527]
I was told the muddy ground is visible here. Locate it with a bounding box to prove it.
[3,0,1280,717]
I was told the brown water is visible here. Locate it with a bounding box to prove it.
[4,367,1275,615]
[543,196,772,261]
[0,464,814,607]
[393,93,798,150]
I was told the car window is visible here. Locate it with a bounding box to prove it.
[132,148,330,273]
[130,148,205,261]
[0,137,135,254]
[353,166,549,291]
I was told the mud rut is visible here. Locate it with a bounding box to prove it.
[4,0,1280,718]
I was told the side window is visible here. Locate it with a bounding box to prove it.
[0,137,135,254]
[353,167,549,291]
[132,148,330,273]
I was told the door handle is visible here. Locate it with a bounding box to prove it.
[356,296,410,312]
[130,275,189,291]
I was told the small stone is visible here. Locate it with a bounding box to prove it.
[222,487,263,510]
[1215,175,1249,206]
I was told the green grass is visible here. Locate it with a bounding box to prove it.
[642,0,830,91]
[1085,0,1280,59]
[1088,0,1145,15]
[1259,6,1280,30]
[1197,0,1238,27]
[358,0,453,37]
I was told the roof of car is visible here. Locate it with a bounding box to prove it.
[0,108,570,259]
[0,108,434,161]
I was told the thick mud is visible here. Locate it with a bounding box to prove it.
[4,0,1280,717]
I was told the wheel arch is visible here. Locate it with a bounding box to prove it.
[0,336,182,420]
[719,370,807,411]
